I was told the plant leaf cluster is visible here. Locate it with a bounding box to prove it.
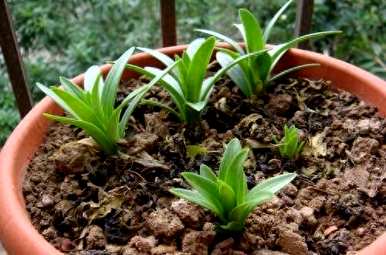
[274,125,305,159]
[171,138,296,232]
[127,38,267,124]
[38,48,179,154]
[198,0,341,96]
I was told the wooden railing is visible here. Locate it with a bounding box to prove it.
[0,0,313,118]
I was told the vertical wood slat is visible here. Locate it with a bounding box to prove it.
[160,0,177,47]
[294,0,314,49]
[0,0,32,117]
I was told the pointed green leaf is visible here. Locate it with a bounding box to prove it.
[119,60,180,136]
[170,188,224,219]
[37,83,79,118]
[84,65,102,92]
[186,38,206,59]
[102,47,135,115]
[269,63,320,83]
[59,77,84,100]
[229,191,274,222]
[182,172,219,199]
[239,9,264,52]
[126,63,187,122]
[234,23,246,43]
[182,51,191,67]
[119,84,152,136]
[181,172,224,216]
[218,180,236,213]
[201,50,268,100]
[137,47,175,66]
[187,37,216,101]
[174,55,188,95]
[144,67,184,96]
[253,52,272,86]
[219,138,242,180]
[263,0,294,42]
[106,108,121,142]
[137,47,180,79]
[226,148,249,204]
[196,28,245,54]
[186,101,206,112]
[269,31,341,71]
[216,51,253,96]
[51,87,98,123]
[199,164,217,182]
[91,76,103,116]
[247,173,296,201]
[43,114,116,154]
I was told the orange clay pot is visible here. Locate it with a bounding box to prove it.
[0,45,385,255]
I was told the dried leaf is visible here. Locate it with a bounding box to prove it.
[245,138,274,149]
[302,131,327,157]
[134,151,170,170]
[83,186,129,222]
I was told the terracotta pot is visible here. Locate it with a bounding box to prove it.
[0,45,385,255]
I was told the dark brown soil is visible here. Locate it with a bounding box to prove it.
[23,73,386,255]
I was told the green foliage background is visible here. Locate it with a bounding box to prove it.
[0,0,385,144]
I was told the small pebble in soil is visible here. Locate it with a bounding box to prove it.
[350,137,379,163]
[85,225,106,250]
[40,194,54,208]
[278,228,308,255]
[299,206,317,226]
[58,238,76,252]
[212,238,235,255]
[182,229,214,254]
[146,208,184,238]
[128,235,157,253]
[151,244,177,254]
[171,199,203,225]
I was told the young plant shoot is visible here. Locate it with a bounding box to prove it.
[170,138,296,232]
[127,37,267,124]
[38,47,179,154]
[274,125,305,159]
[197,0,341,96]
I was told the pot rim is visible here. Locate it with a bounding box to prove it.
[0,44,385,255]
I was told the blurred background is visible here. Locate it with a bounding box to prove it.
[0,0,385,145]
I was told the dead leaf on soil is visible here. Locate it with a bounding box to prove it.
[120,151,170,171]
[302,131,327,157]
[83,186,129,222]
[245,138,276,149]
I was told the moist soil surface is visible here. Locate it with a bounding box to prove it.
[24,73,386,255]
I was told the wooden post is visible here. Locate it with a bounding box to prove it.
[0,0,32,117]
[160,0,177,47]
[294,0,314,49]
